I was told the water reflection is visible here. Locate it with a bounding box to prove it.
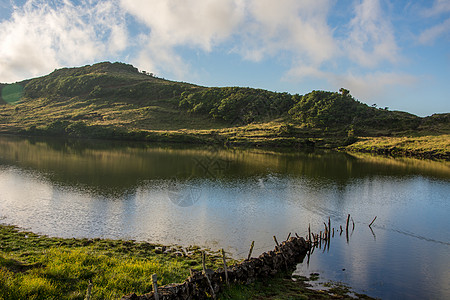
[1,136,448,195]
[0,135,449,299]
[295,215,450,299]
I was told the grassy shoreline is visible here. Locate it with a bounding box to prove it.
[1,224,374,299]
[1,124,448,161]
[0,224,229,299]
[344,135,449,160]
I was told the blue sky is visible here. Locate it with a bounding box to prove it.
[0,0,449,116]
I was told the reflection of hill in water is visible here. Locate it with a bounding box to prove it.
[0,135,448,197]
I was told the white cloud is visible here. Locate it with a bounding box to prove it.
[284,65,328,81]
[0,0,128,82]
[422,0,450,17]
[134,35,191,79]
[332,71,417,104]
[344,0,400,68]
[418,18,450,44]
[238,0,336,68]
[120,0,340,80]
[120,0,245,78]
[417,0,450,45]
[240,0,405,93]
[273,0,413,103]
[121,0,244,50]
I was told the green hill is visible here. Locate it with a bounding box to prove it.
[0,62,448,152]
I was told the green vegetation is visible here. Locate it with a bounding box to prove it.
[288,90,421,131]
[0,224,231,299]
[179,87,296,124]
[0,61,448,158]
[344,135,450,160]
[0,83,24,105]
[1,225,374,299]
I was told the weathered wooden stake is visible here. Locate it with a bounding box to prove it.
[247,241,255,260]
[202,251,216,299]
[308,224,312,242]
[152,274,159,300]
[273,235,288,269]
[369,216,377,227]
[202,251,206,271]
[286,232,291,240]
[221,248,229,286]
[346,214,351,232]
[328,217,331,240]
[85,280,92,300]
[346,214,351,243]
[273,235,280,248]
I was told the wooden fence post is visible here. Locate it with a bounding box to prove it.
[202,251,216,299]
[247,241,255,260]
[152,274,159,300]
[221,248,229,286]
[84,280,92,300]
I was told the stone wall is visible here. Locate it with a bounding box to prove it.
[122,236,310,300]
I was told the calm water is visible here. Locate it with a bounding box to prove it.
[0,135,449,299]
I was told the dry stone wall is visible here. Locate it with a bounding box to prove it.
[122,236,310,300]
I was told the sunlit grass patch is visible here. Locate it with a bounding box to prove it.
[345,135,449,159]
[0,225,229,299]
[41,247,185,299]
[0,246,186,299]
[0,267,57,300]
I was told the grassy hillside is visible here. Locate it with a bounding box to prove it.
[0,62,219,133]
[0,62,448,155]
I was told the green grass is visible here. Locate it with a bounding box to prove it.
[344,135,450,159]
[0,225,230,299]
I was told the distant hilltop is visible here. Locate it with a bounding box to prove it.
[0,62,448,151]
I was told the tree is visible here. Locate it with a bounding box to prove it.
[339,88,350,96]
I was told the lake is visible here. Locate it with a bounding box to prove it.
[0,135,449,299]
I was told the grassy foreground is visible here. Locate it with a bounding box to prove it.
[0,225,228,299]
[1,225,373,299]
